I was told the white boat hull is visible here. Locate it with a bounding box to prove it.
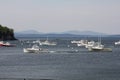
[23,48,50,53]
[115,41,120,45]
[88,48,112,52]
[23,48,39,53]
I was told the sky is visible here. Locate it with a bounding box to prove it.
[0,0,120,34]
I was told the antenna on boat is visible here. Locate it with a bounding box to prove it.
[47,36,49,41]
[98,35,102,44]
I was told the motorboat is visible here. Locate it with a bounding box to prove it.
[77,40,88,47]
[24,45,41,53]
[0,41,4,46]
[3,42,16,47]
[40,40,57,46]
[33,40,41,43]
[85,41,95,48]
[0,41,16,47]
[40,37,57,46]
[71,40,81,44]
[23,45,49,53]
[115,40,120,45]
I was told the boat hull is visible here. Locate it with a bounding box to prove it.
[88,48,112,52]
[23,48,49,53]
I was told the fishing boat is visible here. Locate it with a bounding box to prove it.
[41,40,56,46]
[77,40,88,47]
[115,40,120,45]
[3,42,16,47]
[23,45,49,53]
[0,41,16,47]
[0,41,4,46]
[40,38,57,46]
[85,40,95,48]
[71,40,81,44]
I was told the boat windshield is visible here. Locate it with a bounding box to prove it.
[32,45,39,49]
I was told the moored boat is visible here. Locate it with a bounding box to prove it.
[85,41,95,48]
[88,42,112,52]
[0,41,4,46]
[3,42,16,47]
[115,40,120,45]
[0,41,16,47]
[23,45,49,53]
[88,47,112,52]
[71,40,81,44]
[77,40,88,47]
[40,39,57,46]
[88,42,104,51]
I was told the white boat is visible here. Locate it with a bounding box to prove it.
[88,46,112,52]
[3,42,16,47]
[88,39,112,52]
[88,42,104,51]
[77,40,88,47]
[0,41,16,47]
[23,45,49,53]
[88,36,104,51]
[33,40,41,43]
[40,38,57,46]
[0,41,4,46]
[115,40,120,45]
[85,41,95,48]
[33,40,42,45]
[71,40,81,44]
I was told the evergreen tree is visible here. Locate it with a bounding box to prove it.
[0,24,17,40]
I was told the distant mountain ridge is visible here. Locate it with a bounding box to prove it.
[16,30,106,35]
[15,30,109,38]
[62,30,106,35]
[16,30,43,34]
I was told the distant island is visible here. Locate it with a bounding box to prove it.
[15,30,120,38]
[15,30,108,38]
[0,24,17,40]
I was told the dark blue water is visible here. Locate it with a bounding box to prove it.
[0,37,120,80]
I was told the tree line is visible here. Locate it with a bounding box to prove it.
[0,24,16,40]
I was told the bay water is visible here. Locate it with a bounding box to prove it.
[0,37,120,80]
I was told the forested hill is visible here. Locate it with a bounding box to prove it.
[0,24,17,40]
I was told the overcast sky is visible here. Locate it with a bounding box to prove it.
[0,0,120,34]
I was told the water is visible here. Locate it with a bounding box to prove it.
[0,37,120,80]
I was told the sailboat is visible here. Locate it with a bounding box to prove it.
[88,37,104,51]
[88,42,104,51]
[88,36,112,52]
